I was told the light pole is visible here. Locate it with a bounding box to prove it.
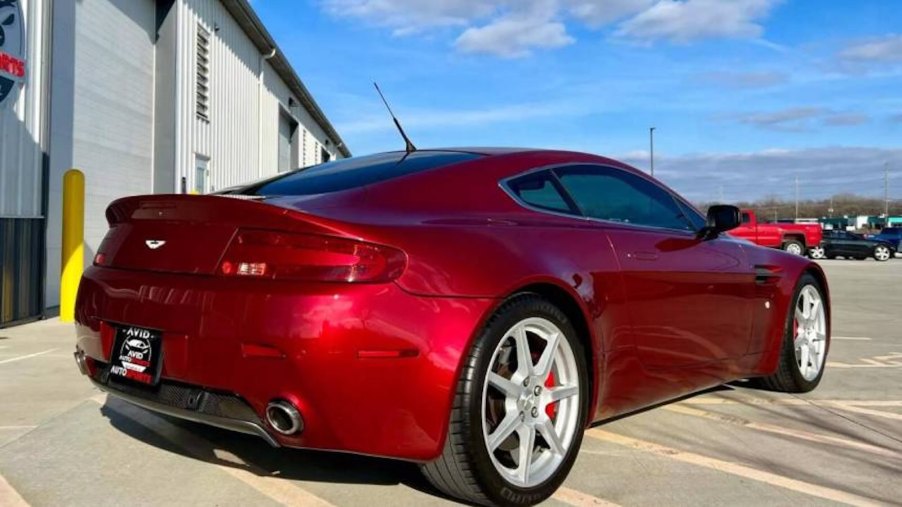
[885,162,890,218]
[649,127,656,177]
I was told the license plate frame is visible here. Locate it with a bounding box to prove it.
[108,324,163,386]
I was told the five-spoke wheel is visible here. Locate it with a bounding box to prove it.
[809,246,825,259]
[874,245,892,262]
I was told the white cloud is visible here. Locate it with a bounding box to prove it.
[835,35,902,74]
[839,35,902,63]
[822,113,869,127]
[734,107,825,131]
[701,70,788,89]
[729,107,872,131]
[456,18,574,58]
[564,0,654,26]
[615,0,779,43]
[320,0,781,56]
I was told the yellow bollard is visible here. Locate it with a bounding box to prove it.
[60,169,85,322]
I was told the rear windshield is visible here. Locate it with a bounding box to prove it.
[230,151,483,196]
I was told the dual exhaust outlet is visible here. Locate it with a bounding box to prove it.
[265,400,304,436]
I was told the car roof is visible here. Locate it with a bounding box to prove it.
[374,147,539,156]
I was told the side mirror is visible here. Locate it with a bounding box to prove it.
[699,205,741,239]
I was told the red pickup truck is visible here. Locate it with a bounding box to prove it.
[730,209,823,256]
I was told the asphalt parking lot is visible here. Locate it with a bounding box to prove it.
[1,259,900,507]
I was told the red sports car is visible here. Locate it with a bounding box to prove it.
[74,149,830,506]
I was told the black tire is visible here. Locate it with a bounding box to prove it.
[782,240,805,256]
[759,274,829,393]
[421,295,589,506]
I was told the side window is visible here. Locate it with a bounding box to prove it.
[741,213,751,224]
[554,166,693,231]
[507,171,575,214]
[675,200,706,231]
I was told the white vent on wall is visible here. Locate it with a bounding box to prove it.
[196,24,211,121]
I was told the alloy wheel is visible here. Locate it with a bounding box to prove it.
[810,246,825,259]
[793,285,827,381]
[785,243,803,256]
[481,317,581,488]
[875,246,891,261]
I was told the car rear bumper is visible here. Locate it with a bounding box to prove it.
[75,266,496,461]
[82,356,279,446]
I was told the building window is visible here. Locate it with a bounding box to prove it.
[321,147,331,163]
[196,24,211,121]
[194,155,210,194]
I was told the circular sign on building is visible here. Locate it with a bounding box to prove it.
[0,0,26,108]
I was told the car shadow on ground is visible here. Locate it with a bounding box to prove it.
[97,397,449,500]
[97,383,900,506]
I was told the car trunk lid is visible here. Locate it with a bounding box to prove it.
[97,195,348,275]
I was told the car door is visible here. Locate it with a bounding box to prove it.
[847,233,871,256]
[553,165,755,369]
[829,231,852,256]
[822,231,839,256]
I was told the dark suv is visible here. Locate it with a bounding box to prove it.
[871,227,902,250]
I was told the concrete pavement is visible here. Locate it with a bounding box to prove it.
[1,259,900,506]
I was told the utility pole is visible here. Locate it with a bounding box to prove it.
[795,176,800,220]
[886,162,890,218]
[649,127,656,177]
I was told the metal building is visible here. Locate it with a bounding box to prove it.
[0,0,349,327]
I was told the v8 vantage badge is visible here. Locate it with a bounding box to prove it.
[0,0,25,108]
[109,326,162,386]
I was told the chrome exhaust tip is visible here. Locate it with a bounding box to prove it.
[74,350,88,376]
[265,400,303,435]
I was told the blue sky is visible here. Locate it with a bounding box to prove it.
[253,0,902,203]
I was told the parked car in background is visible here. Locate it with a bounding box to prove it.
[870,227,902,251]
[811,230,895,261]
[731,209,823,256]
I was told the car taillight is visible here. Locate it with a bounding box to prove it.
[218,229,407,283]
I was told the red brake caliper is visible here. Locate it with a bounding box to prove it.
[545,370,557,419]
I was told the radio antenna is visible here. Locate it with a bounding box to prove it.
[374,82,417,154]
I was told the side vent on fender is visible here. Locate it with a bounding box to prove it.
[754,265,784,285]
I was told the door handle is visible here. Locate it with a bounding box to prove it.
[627,251,659,261]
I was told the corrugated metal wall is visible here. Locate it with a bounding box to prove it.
[178,0,340,193]
[44,0,156,308]
[37,0,346,310]
[0,0,47,219]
